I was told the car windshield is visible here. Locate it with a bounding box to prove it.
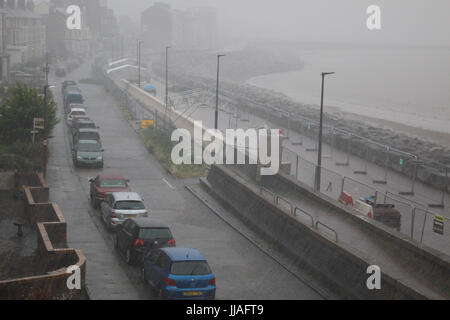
[79,132,99,140]
[139,228,172,240]
[114,200,144,210]
[170,261,211,276]
[78,142,101,152]
[71,111,85,116]
[100,179,127,188]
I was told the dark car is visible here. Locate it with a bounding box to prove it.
[114,218,176,265]
[89,174,131,208]
[142,247,215,300]
[64,91,84,110]
[62,80,77,94]
[73,128,101,146]
[55,67,67,77]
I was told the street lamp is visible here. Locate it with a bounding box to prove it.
[165,46,171,111]
[137,40,142,88]
[314,72,335,192]
[215,54,226,130]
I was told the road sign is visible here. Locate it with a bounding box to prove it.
[140,119,154,129]
[34,118,45,129]
[433,215,444,235]
[399,158,403,166]
[307,122,311,130]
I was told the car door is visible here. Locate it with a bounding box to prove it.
[101,194,113,223]
[120,220,134,253]
[145,250,161,287]
[153,252,169,289]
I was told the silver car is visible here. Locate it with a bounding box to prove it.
[101,192,148,230]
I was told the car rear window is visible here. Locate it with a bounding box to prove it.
[114,200,145,210]
[139,228,172,240]
[79,123,95,129]
[71,111,85,116]
[100,179,127,188]
[79,132,99,140]
[170,261,211,276]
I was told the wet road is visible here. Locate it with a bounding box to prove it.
[46,61,324,300]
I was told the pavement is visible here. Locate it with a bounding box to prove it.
[45,61,324,300]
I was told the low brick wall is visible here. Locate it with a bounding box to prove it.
[0,173,86,300]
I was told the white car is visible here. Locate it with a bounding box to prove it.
[66,108,86,126]
[101,192,148,230]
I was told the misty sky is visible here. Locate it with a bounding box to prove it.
[107,0,450,46]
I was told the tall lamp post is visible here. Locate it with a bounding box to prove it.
[137,40,142,88]
[314,72,335,192]
[215,54,226,130]
[164,46,171,111]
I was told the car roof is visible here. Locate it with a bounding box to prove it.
[69,108,86,113]
[128,218,169,228]
[78,139,100,145]
[161,248,205,262]
[110,192,142,202]
[77,128,99,133]
[97,174,126,180]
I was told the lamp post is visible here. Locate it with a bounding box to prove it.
[165,46,171,111]
[215,54,225,130]
[137,40,142,88]
[314,72,335,192]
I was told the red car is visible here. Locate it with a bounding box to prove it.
[89,174,131,209]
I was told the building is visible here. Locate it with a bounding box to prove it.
[141,2,172,50]
[0,0,46,81]
[141,3,217,51]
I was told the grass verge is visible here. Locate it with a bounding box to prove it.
[140,127,207,179]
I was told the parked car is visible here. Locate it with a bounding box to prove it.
[89,174,131,209]
[73,128,101,146]
[55,67,66,77]
[114,218,175,265]
[67,108,86,126]
[64,90,84,110]
[65,102,85,114]
[62,80,77,94]
[141,247,216,300]
[101,192,147,230]
[72,139,104,168]
[71,115,91,128]
[72,119,97,135]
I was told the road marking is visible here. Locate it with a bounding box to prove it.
[162,178,175,190]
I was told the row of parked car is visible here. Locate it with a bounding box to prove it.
[88,174,216,300]
[62,80,104,168]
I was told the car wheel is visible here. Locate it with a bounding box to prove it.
[157,287,164,300]
[125,248,132,265]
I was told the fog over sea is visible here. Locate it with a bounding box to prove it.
[247,46,450,135]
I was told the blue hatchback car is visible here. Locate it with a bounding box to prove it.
[141,247,216,300]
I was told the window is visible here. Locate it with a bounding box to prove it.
[147,250,160,263]
[100,180,127,188]
[139,228,172,240]
[114,201,145,210]
[170,261,212,276]
[155,253,167,269]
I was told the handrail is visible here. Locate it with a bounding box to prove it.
[275,195,294,215]
[294,207,314,227]
[315,221,338,242]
